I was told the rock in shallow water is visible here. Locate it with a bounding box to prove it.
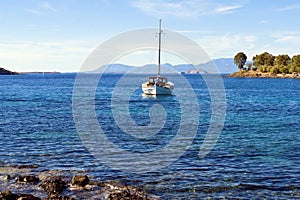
[0,189,41,200]
[1,166,160,200]
[17,193,41,200]
[40,177,67,197]
[0,174,10,180]
[15,175,39,184]
[71,175,89,187]
[0,189,18,199]
[102,182,159,200]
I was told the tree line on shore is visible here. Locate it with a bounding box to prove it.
[234,52,300,74]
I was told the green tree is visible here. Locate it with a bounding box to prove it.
[289,65,297,73]
[270,66,280,74]
[274,54,291,67]
[234,52,247,70]
[259,65,271,73]
[279,66,289,74]
[292,55,300,67]
[253,52,275,69]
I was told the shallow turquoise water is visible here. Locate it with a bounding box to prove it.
[0,74,299,199]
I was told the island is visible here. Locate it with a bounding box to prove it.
[0,67,18,75]
[229,70,300,79]
[229,52,300,79]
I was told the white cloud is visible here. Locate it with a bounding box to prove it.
[214,5,242,14]
[25,1,58,15]
[0,40,94,72]
[258,20,268,24]
[194,32,257,58]
[273,32,300,45]
[39,1,58,12]
[131,0,243,18]
[24,9,43,15]
[189,30,300,60]
[245,32,300,57]
[278,4,300,11]
[275,36,296,43]
[132,0,201,18]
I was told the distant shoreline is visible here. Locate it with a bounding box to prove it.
[18,71,61,75]
[228,70,300,79]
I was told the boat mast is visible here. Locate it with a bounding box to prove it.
[158,19,162,76]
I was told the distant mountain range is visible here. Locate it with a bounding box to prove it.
[210,58,236,74]
[98,58,236,74]
[1,58,236,75]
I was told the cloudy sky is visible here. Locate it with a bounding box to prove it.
[1,0,300,72]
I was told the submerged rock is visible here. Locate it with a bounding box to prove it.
[17,193,41,200]
[40,177,67,197]
[38,170,70,182]
[15,175,39,184]
[102,182,159,200]
[0,174,10,180]
[0,190,41,200]
[17,164,39,169]
[0,189,18,199]
[1,166,160,200]
[42,195,70,200]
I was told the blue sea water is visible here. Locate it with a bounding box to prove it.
[0,73,299,199]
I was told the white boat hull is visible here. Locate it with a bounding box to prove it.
[142,85,172,95]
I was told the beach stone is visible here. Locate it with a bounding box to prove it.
[43,196,70,200]
[102,183,155,200]
[0,174,10,180]
[40,177,67,197]
[71,175,89,187]
[17,194,41,200]
[0,189,18,200]
[16,175,40,184]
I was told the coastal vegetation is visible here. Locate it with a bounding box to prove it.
[231,52,300,78]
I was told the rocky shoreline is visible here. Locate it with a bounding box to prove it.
[0,165,160,200]
[0,67,18,75]
[228,70,300,79]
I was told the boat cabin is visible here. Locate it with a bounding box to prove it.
[148,76,168,84]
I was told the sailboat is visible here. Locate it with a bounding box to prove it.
[142,19,174,95]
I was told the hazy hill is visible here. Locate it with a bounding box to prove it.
[89,58,236,74]
[197,58,235,74]
[212,58,236,74]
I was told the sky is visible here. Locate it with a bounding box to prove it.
[1,0,300,72]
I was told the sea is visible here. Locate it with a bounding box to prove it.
[0,73,299,199]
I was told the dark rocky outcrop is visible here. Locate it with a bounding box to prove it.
[15,175,39,184]
[0,189,18,200]
[0,167,159,200]
[71,175,89,187]
[16,193,41,200]
[0,190,41,200]
[0,67,18,75]
[101,182,156,200]
[40,177,67,198]
[42,195,70,200]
